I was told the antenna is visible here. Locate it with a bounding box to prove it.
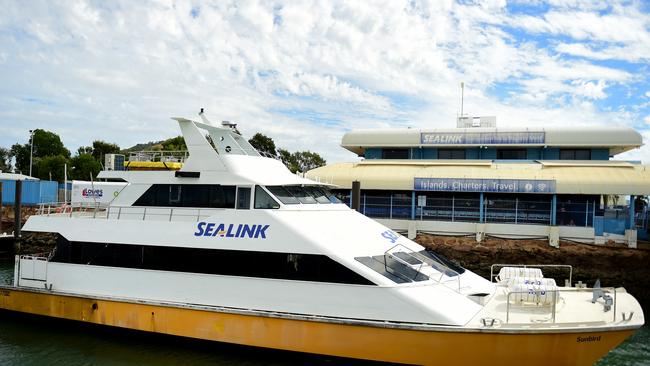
[460,82,465,117]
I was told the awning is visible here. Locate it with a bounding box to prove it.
[306,160,650,195]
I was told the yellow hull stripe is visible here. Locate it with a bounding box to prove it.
[0,288,634,365]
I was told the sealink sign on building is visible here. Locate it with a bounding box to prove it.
[420,131,545,145]
[414,178,556,193]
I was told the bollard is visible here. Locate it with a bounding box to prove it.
[0,181,3,233]
[14,180,22,253]
[351,181,361,212]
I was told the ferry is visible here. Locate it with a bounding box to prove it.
[0,112,644,365]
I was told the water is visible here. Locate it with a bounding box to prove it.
[0,259,647,366]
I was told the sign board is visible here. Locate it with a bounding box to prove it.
[71,180,127,207]
[414,178,556,193]
[420,131,545,145]
[417,195,427,207]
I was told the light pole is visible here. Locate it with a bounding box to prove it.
[29,129,35,177]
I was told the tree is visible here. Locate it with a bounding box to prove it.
[248,133,277,156]
[34,155,69,182]
[10,143,30,174]
[277,148,298,173]
[160,136,186,151]
[70,153,102,180]
[0,147,11,172]
[10,129,70,174]
[32,129,70,158]
[77,146,93,155]
[91,140,120,163]
[292,151,326,173]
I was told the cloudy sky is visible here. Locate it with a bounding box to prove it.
[1,0,649,163]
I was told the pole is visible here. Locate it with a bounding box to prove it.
[478,192,483,222]
[14,180,22,240]
[0,181,3,233]
[460,82,465,118]
[64,163,67,203]
[629,195,635,230]
[351,181,361,212]
[29,130,34,177]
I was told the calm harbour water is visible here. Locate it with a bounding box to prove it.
[0,259,647,366]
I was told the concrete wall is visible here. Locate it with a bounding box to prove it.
[375,218,597,244]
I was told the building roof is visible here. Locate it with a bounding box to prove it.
[0,172,39,181]
[341,127,642,156]
[306,160,650,195]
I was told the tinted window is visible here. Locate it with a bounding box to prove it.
[306,187,331,204]
[355,254,429,283]
[382,149,409,159]
[51,237,374,286]
[560,149,591,160]
[266,186,300,204]
[134,184,235,208]
[254,186,280,209]
[438,149,466,159]
[497,149,527,160]
[285,186,317,204]
[237,187,251,209]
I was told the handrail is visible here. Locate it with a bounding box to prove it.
[36,203,228,223]
[490,263,572,286]
[505,287,617,324]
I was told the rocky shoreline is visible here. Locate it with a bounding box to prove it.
[416,233,650,312]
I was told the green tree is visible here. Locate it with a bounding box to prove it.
[277,148,298,173]
[32,129,70,158]
[91,140,120,163]
[0,147,11,172]
[160,136,186,151]
[10,143,30,174]
[70,153,102,180]
[34,155,69,182]
[77,146,93,155]
[291,151,326,173]
[10,129,70,174]
[248,133,277,156]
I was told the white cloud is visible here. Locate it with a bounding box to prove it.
[0,0,648,166]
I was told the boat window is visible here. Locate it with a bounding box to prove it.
[355,256,410,284]
[50,236,375,286]
[416,250,465,276]
[265,185,343,204]
[254,186,280,209]
[266,186,300,204]
[305,186,334,204]
[134,184,236,208]
[285,186,317,204]
[237,187,251,209]
[355,255,429,283]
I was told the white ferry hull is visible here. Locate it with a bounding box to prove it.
[0,286,636,366]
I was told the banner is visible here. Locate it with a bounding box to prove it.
[420,131,545,145]
[414,178,556,193]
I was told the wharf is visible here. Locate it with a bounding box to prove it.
[416,233,650,313]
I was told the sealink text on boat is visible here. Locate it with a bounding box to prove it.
[194,222,270,239]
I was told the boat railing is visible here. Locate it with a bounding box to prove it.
[37,202,226,222]
[129,150,189,163]
[505,287,617,324]
[105,206,225,222]
[490,263,573,286]
[37,202,104,217]
[385,244,461,291]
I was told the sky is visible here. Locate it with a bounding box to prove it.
[0,0,649,164]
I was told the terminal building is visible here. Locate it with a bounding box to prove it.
[306,118,650,247]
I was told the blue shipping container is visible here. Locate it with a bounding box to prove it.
[0,180,59,205]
